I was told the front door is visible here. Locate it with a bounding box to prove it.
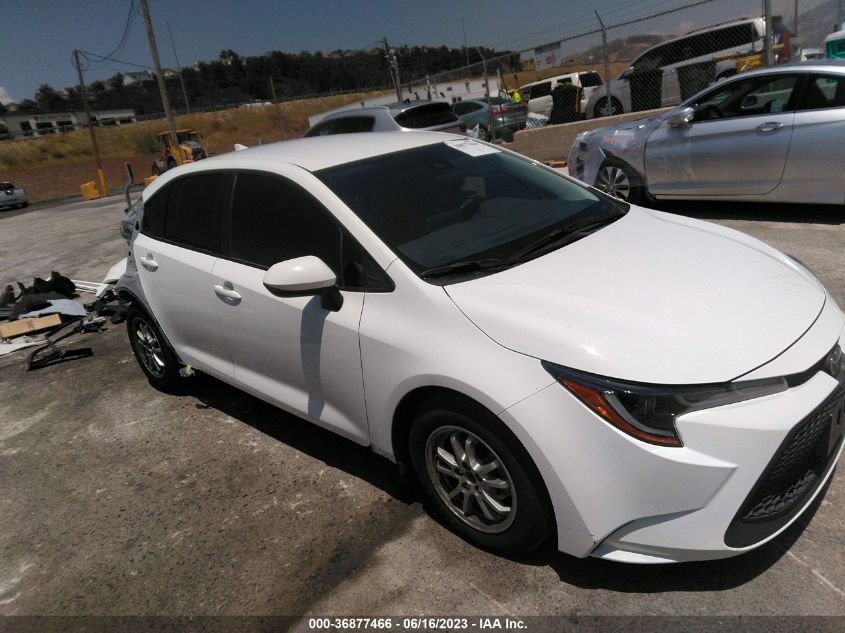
[213,170,373,444]
[645,73,800,197]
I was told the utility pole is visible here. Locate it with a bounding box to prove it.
[383,38,402,102]
[165,21,190,113]
[72,50,108,197]
[269,76,286,141]
[475,47,496,140]
[140,0,178,151]
[764,0,775,65]
[594,10,614,117]
[794,0,798,36]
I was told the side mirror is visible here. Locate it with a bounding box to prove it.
[667,106,695,127]
[263,255,343,311]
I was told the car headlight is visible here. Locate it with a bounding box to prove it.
[542,361,788,447]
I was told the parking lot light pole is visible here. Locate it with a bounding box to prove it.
[595,10,614,117]
[444,17,470,79]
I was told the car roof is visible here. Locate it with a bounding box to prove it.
[321,100,449,121]
[143,131,463,197]
[729,60,845,78]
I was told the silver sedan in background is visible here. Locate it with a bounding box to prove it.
[568,62,845,205]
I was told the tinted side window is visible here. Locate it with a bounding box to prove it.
[229,172,342,273]
[530,82,551,98]
[579,72,603,87]
[691,75,799,121]
[304,120,334,137]
[332,116,375,133]
[799,75,845,110]
[394,103,459,128]
[141,188,168,239]
[229,172,389,290]
[163,173,227,252]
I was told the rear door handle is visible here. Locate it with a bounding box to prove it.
[757,121,784,133]
[214,282,241,303]
[140,254,159,271]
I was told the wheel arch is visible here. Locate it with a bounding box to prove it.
[119,287,183,365]
[597,153,651,202]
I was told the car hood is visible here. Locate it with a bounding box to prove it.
[580,114,662,150]
[445,207,826,384]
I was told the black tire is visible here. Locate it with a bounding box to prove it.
[408,394,554,554]
[593,97,623,118]
[716,69,737,81]
[479,125,490,141]
[595,158,645,205]
[151,162,162,176]
[127,306,182,392]
[20,201,28,208]
[167,158,177,171]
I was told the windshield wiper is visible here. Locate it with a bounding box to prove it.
[419,258,514,279]
[509,213,624,262]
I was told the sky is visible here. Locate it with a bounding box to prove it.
[0,0,829,104]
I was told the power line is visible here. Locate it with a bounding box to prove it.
[78,49,153,71]
[100,0,138,60]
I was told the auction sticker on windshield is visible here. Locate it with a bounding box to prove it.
[444,138,501,157]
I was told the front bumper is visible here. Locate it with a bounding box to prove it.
[502,342,844,563]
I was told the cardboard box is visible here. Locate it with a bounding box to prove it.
[0,314,61,340]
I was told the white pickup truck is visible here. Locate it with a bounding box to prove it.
[0,181,28,210]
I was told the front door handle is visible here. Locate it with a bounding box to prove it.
[140,254,159,271]
[757,121,784,133]
[214,282,241,303]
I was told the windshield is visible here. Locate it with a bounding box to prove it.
[317,142,625,281]
[176,132,199,143]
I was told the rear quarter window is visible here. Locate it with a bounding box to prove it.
[394,103,459,128]
[162,173,228,253]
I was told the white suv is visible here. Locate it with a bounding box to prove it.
[119,132,844,563]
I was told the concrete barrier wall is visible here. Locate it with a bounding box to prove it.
[506,107,671,162]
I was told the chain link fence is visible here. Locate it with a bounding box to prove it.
[404,0,818,127]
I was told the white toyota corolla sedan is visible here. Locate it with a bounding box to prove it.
[118,132,844,563]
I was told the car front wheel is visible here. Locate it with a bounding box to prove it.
[595,159,644,204]
[409,395,553,553]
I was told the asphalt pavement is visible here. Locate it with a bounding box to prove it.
[0,195,843,619]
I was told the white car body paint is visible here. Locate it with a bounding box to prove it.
[122,132,845,563]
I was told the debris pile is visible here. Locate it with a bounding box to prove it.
[0,267,127,369]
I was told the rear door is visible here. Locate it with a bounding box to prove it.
[134,172,233,379]
[645,73,800,196]
[779,73,845,202]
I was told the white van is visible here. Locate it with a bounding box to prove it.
[585,17,768,118]
[518,71,604,117]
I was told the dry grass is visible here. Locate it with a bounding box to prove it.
[0,90,388,171]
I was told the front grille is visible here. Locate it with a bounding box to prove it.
[725,382,845,547]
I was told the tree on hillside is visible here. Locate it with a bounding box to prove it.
[16,99,38,113]
[35,84,64,112]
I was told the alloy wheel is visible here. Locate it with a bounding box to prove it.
[425,426,517,534]
[596,165,631,200]
[134,319,166,378]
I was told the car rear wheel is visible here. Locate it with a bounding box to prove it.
[595,159,644,204]
[408,395,553,553]
[127,306,182,392]
[593,97,623,118]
